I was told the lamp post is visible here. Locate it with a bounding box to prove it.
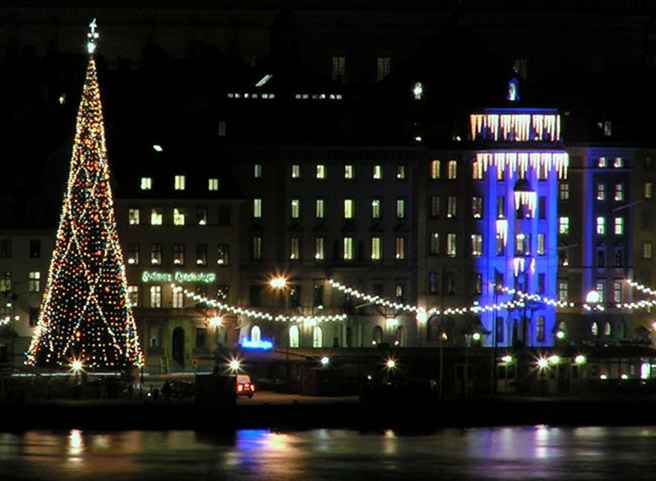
[269,275,291,385]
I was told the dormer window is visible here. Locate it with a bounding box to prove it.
[174,175,186,191]
[140,177,152,191]
[208,178,219,191]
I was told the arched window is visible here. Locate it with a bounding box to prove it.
[604,321,612,337]
[251,325,261,343]
[395,326,405,347]
[372,326,383,345]
[313,326,323,348]
[591,322,599,337]
[289,325,300,348]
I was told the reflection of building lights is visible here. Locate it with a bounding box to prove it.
[320,356,330,367]
[472,332,481,342]
[556,330,566,340]
[621,374,629,380]
[600,374,608,380]
[385,358,397,370]
[575,355,587,366]
[441,332,448,341]
[70,359,84,374]
[152,144,163,152]
[501,355,514,365]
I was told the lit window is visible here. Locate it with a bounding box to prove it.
[472,161,483,180]
[430,160,440,179]
[344,199,354,219]
[471,234,482,256]
[252,236,262,261]
[447,160,457,179]
[644,241,653,259]
[313,326,323,348]
[413,82,423,100]
[373,164,383,180]
[537,163,548,180]
[559,217,570,235]
[396,165,406,180]
[372,199,381,219]
[291,199,300,219]
[290,237,300,260]
[127,244,139,265]
[604,321,612,336]
[497,196,505,218]
[515,233,529,255]
[151,244,162,265]
[447,196,457,218]
[150,286,162,308]
[289,325,300,348]
[645,182,653,199]
[614,157,624,168]
[208,178,219,191]
[140,177,152,190]
[129,209,140,225]
[596,217,606,235]
[614,183,624,201]
[291,164,301,179]
[396,199,406,219]
[447,233,457,258]
[315,237,325,260]
[596,281,605,303]
[472,197,483,219]
[217,244,230,265]
[28,271,40,293]
[0,272,11,293]
[596,183,606,201]
[127,285,139,307]
[537,233,545,255]
[173,288,184,309]
[430,232,439,255]
[591,321,599,337]
[173,208,185,226]
[395,237,406,260]
[559,183,569,200]
[254,164,262,178]
[371,237,382,261]
[174,175,186,191]
[344,164,354,179]
[614,217,624,235]
[332,56,346,82]
[196,244,208,266]
[316,164,326,179]
[598,157,607,168]
[315,199,325,219]
[151,209,163,226]
[343,237,353,260]
[173,244,185,265]
[376,56,391,82]
[613,280,622,303]
[253,198,262,219]
[558,280,568,302]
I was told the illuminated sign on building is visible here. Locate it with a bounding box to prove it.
[141,271,216,284]
[240,338,274,350]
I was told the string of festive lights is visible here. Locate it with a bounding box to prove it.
[627,280,656,298]
[327,280,525,318]
[26,20,142,370]
[176,286,348,323]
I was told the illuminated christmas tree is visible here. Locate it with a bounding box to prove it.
[27,20,142,370]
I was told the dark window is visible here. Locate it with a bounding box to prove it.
[538,196,546,220]
[0,239,11,258]
[196,244,208,266]
[428,272,439,294]
[29,307,39,327]
[249,285,262,307]
[289,285,301,308]
[373,283,384,297]
[313,283,324,307]
[445,273,456,296]
[538,273,545,294]
[474,273,482,295]
[29,240,41,258]
[615,248,623,267]
[196,328,207,349]
[217,244,230,265]
[496,317,504,343]
[597,249,606,267]
[218,205,232,226]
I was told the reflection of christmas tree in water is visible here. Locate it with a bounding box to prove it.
[27,21,142,369]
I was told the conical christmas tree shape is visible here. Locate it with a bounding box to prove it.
[27,46,142,369]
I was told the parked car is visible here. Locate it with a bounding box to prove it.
[236,374,255,398]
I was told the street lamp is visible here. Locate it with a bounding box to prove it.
[269,276,288,291]
[227,357,242,374]
[585,290,601,305]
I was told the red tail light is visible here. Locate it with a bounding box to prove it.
[237,385,243,392]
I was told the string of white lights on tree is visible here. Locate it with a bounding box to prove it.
[26,20,142,370]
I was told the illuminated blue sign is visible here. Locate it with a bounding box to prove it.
[240,338,274,350]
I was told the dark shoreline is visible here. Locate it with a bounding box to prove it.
[3,397,656,432]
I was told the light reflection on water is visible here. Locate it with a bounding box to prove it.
[0,426,655,480]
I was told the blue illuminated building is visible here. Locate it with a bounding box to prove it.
[471,107,568,347]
